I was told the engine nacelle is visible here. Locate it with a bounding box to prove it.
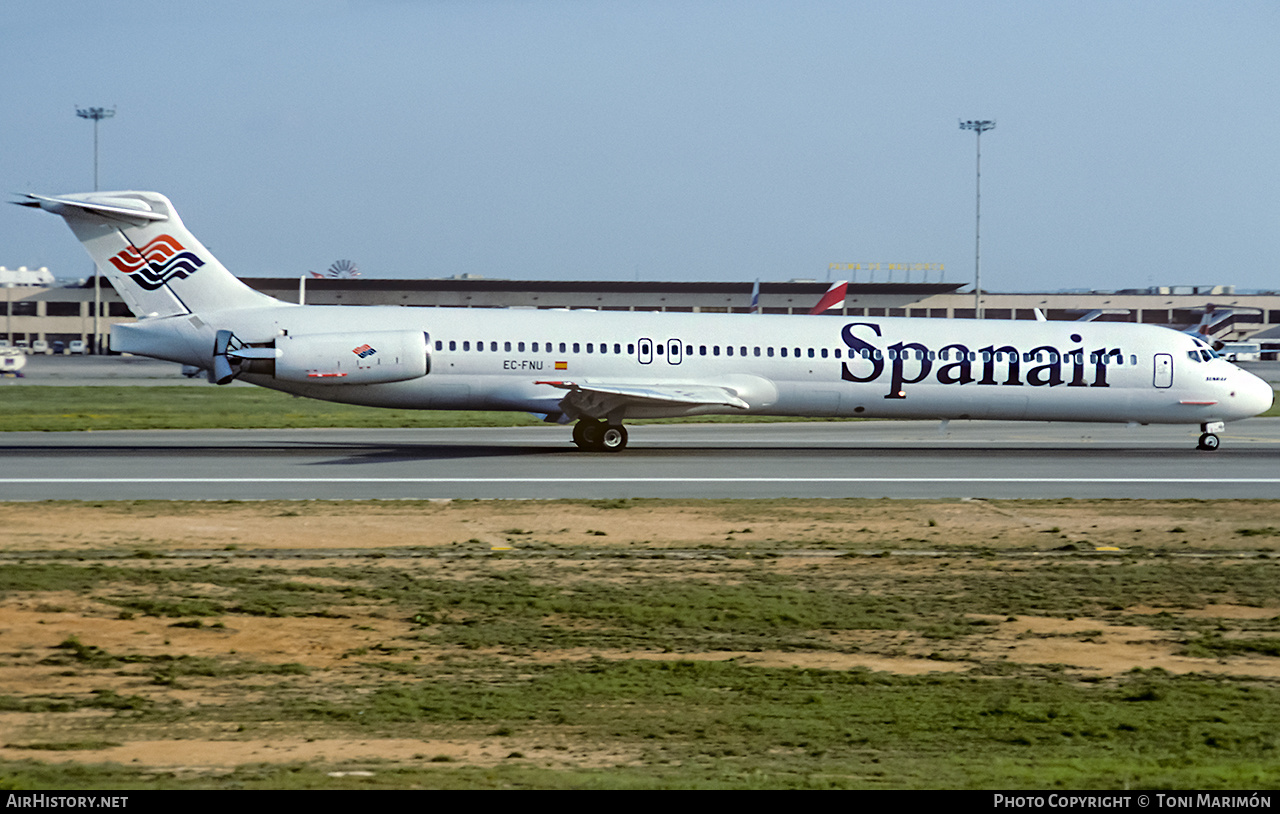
[273,330,430,385]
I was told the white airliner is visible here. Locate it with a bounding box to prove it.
[18,191,1274,452]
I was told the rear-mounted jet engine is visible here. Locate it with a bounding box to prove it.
[213,329,430,385]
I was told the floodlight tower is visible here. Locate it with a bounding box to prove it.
[959,119,995,319]
[76,106,114,191]
[76,106,115,354]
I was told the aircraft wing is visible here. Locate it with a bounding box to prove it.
[535,380,750,418]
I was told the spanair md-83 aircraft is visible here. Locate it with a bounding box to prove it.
[17,191,1273,451]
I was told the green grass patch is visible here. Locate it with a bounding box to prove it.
[0,387,547,431]
[0,561,368,620]
[37,635,311,683]
[5,508,1280,790]
[186,662,1280,788]
[3,741,121,752]
[1237,527,1280,538]
[18,659,1269,789]
[0,387,872,432]
[1181,634,1280,659]
[5,555,1278,655]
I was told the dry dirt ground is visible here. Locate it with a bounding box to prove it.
[1,498,1278,775]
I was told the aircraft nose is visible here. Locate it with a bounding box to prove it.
[1232,369,1274,418]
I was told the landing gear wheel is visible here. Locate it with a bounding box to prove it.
[572,419,600,450]
[572,419,627,451]
[599,424,628,452]
[1197,433,1220,451]
[580,420,606,451]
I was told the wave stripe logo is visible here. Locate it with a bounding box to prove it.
[108,235,205,291]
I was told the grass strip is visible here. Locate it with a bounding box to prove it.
[0,386,542,431]
[0,386,874,431]
[4,665,1278,789]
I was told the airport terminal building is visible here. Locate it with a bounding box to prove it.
[4,269,1280,357]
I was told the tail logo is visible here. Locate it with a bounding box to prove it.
[108,235,205,291]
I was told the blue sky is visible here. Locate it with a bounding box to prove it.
[3,1,1277,292]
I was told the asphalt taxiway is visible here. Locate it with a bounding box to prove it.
[2,419,1278,501]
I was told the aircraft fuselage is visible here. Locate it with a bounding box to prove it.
[23,189,1272,453]
[114,304,1273,427]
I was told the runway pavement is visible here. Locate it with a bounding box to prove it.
[2,419,1278,501]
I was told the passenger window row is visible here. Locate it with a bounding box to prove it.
[437,340,633,354]
[435,339,846,358]
[432,340,1138,367]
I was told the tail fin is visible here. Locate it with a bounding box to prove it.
[15,191,279,318]
[1184,306,1236,340]
[808,280,847,315]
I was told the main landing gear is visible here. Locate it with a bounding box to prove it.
[572,418,628,452]
[1197,421,1224,451]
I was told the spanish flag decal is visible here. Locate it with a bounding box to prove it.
[555,361,568,370]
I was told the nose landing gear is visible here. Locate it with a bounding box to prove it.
[1197,421,1224,451]
[572,418,628,452]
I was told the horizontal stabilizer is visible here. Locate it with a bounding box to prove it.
[1074,309,1130,323]
[15,193,167,224]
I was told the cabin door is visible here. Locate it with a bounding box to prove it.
[667,339,682,365]
[1153,353,1173,388]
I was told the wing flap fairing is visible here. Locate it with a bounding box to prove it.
[536,380,750,421]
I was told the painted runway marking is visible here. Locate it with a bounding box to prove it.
[4,477,1280,485]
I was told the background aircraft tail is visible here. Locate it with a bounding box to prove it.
[16,191,279,318]
[808,280,848,315]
